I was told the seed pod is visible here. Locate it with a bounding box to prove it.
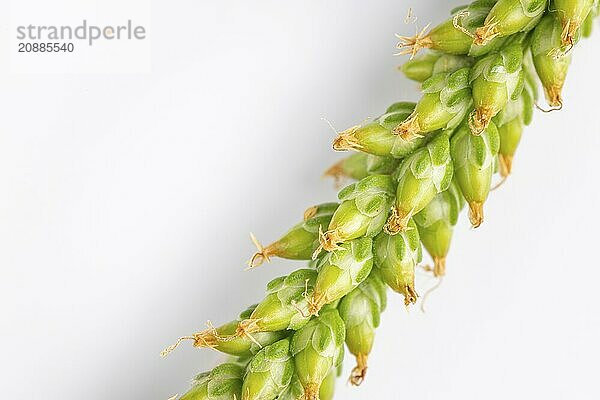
[241,338,294,400]
[249,203,338,267]
[316,175,395,254]
[451,122,500,228]
[374,219,422,306]
[166,304,287,358]
[279,370,336,400]
[414,182,464,277]
[531,13,573,108]
[291,308,345,400]
[237,269,317,339]
[473,0,547,46]
[555,0,595,47]
[180,363,244,400]
[338,272,387,385]
[323,154,400,186]
[385,133,454,234]
[318,369,336,400]
[401,52,474,83]
[309,237,374,316]
[396,0,507,58]
[496,117,523,178]
[332,102,426,158]
[393,68,472,141]
[469,38,525,134]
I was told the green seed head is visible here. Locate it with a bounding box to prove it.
[474,0,547,46]
[554,0,595,46]
[451,122,500,228]
[374,219,422,305]
[291,308,345,399]
[532,13,573,108]
[238,269,317,337]
[310,237,374,315]
[249,203,337,267]
[338,272,387,385]
[469,39,524,133]
[319,175,395,252]
[401,52,474,82]
[386,133,454,234]
[413,182,464,277]
[333,102,426,158]
[394,68,472,141]
[241,338,294,400]
[180,363,244,400]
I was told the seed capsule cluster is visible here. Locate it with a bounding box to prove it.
[168,2,597,399]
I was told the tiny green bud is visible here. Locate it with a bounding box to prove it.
[332,102,426,158]
[414,182,464,277]
[401,52,474,82]
[385,133,454,234]
[249,203,338,267]
[309,237,374,315]
[451,122,500,228]
[291,309,345,400]
[237,269,317,338]
[374,219,422,306]
[180,363,244,400]
[473,0,547,46]
[317,175,395,254]
[241,338,294,400]
[393,68,472,141]
[531,13,573,108]
[323,153,370,184]
[554,0,595,47]
[338,272,387,385]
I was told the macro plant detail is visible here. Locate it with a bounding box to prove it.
[163,1,599,399]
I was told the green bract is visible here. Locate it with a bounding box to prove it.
[531,13,573,108]
[324,153,400,185]
[374,219,422,306]
[451,122,500,228]
[338,272,387,386]
[317,175,395,254]
[333,102,426,158]
[237,269,317,338]
[396,0,506,57]
[249,202,338,267]
[180,363,244,400]
[386,133,454,234]
[555,0,595,46]
[309,237,373,315]
[241,338,294,400]
[291,309,345,400]
[393,68,472,141]
[279,370,336,400]
[474,0,547,45]
[496,117,524,178]
[401,52,474,82]
[469,38,525,134]
[414,182,464,277]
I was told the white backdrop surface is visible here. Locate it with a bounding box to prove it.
[2,1,600,399]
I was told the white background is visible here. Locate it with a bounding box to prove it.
[2,1,600,399]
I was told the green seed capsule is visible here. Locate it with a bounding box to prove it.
[324,154,400,188]
[393,68,472,141]
[469,39,525,134]
[309,237,374,316]
[396,0,507,57]
[496,117,524,178]
[332,102,426,158]
[278,370,336,400]
[237,269,317,339]
[249,203,338,267]
[241,338,294,400]
[374,219,422,306]
[291,309,345,400]
[385,133,454,234]
[494,80,535,127]
[531,14,573,108]
[401,52,474,83]
[317,175,395,254]
[338,272,387,385]
[555,0,595,46]
[164,304,287,358]
[413,182,464,277]
[180,363,244,400]
[451,122,500,228]
[318,369,336,400]
[473,0,547,46]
